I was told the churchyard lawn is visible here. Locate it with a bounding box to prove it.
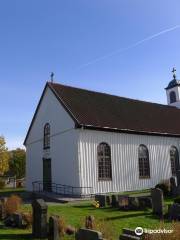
[0,190,177,240]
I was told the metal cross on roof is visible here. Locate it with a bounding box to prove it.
[172,67,176,80]
[50,72,54,82]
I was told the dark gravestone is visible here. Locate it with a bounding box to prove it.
[95,194,110,207]
[128,197,140,210]
[177,170,180,187]
[138,196,152,209]
[4,213,23,228]
[32,199,48,238]
[0,198,7,220]
[111,195,118,207]
[106,195,112,206]
[151,188,164,217]
[168,203,180,221]
[48,216,60,240]
[12,213,23,228]
[170,177,177,197]
[75,228,103,240]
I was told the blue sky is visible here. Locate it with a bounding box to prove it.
[1,0,180,149]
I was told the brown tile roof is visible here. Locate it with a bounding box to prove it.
[48,82,180,137]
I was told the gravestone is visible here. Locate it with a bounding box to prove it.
[0,198,7,220]
[168,203,180,221]
[85,215,95,229]
[177,170,180,187]
[4,213,23,228]
[48,216,60,240]
[138,196,152,209]
[118,195,129,210]
[128,197,140,210]
[111,194,118,207]
[32,199,48,238]
[106,195,112,206]
[170,177,177,197]
[95,195,107,207]
[75,228,104,240]
[151,188,164,217]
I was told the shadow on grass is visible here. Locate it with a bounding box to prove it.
[105,212,152,220]
[0,234,32,240]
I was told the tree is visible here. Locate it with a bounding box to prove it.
[9,148,26,179]
[0,136,9,175]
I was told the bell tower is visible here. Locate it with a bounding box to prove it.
[165,68,180,109]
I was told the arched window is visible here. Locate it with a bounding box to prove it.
[97,142,112,180]
[170,146,180,176]
[44,123,50,149]
[170,91,176,103]
[138,145,150,178]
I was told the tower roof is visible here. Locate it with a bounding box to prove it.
[165,79,180,90]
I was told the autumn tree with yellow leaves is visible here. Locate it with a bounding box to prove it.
[0,136,9,175]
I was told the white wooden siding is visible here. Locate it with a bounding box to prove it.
[78,129,180,194]
[25,86,79,191]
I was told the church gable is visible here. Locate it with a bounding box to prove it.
[24,84,75,145]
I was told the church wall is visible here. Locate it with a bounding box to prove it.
[25,86,79,191]
[78,129,180,194]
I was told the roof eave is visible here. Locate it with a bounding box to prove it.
[79,124,180,138]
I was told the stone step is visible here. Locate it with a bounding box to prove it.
[119,233,140,240]
[122,228,137,237]
[32,191,91,203]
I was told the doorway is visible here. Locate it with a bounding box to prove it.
[43,158,52,192]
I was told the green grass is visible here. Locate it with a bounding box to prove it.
[0,197,175,240]
[0,187,25,193]
[0,188,175,239]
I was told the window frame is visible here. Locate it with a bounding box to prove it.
[170,91,176,103]
[138,144,150,179]
[43,123,50,149]
[97,142,112,181]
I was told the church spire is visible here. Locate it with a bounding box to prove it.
[165,68,180,108]
[172,67,176,80]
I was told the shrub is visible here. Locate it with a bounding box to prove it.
[174,196,180,204]
[93,218,115,240]
[0,179,5,189]
[21,211,33,228]
[155,179,170,196]
[5,195,22,215]
[58,216,66,236]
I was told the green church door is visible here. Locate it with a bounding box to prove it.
[43,158,52,192]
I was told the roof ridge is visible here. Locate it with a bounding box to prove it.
[48,82,178,110]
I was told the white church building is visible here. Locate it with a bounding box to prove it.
[24,72,180,195]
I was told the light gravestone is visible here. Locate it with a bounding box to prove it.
[48,216,60,240]
[118,196,129,210]
[75,228,104,240]
[32,199,48,239]
[151,188,164,217]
